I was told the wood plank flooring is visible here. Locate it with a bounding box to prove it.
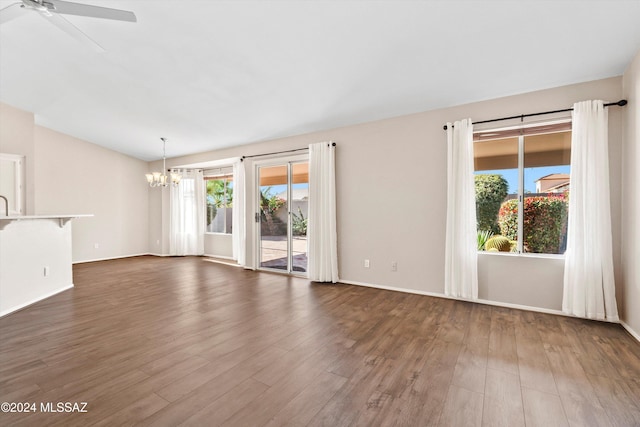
[1,255,639,426]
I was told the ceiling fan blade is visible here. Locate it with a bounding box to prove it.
[41,11,105,52]
[0,2,27,25]
[46,0,136,22]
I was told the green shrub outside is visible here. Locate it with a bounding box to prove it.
[292,207,307,236]
[475,174,509,234]
[498,195,568,253]
[477,229,494,251]
[206,179,232,226]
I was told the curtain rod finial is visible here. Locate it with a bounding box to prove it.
[443,125,448,130]
[618,99,628,106]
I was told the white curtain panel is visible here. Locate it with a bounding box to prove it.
[308,142,339,283]
[169,169,205,256]
[445,119,478,299]
[232,160,246,266]
[563,100,619,321]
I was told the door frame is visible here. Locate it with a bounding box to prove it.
[253,154,309,277]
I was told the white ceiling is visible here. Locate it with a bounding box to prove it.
[1,1,639,161]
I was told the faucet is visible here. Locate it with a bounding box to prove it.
[0,195,8,216]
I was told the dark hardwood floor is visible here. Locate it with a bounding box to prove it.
[1,256,639,426]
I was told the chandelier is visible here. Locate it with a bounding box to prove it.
[145,137,182,188]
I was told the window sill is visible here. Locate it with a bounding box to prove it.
[205,232,232,236]
[478,251,565,260]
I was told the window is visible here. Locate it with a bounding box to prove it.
[474,121,571,254]
[205,171,233,234]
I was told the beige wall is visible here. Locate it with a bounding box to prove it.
[34,126,150,262]
[204,234,233,258]
[0,102,150,263]
[621,50,640,338]
[153,77,624,314]
[478,253,565,310]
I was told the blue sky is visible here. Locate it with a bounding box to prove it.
[261,183,308,198]
[476,165,570,194]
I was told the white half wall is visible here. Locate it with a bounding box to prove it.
[0,218,73,316]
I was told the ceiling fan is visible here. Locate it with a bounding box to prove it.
[0,0,136,52]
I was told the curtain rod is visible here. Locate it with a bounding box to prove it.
[240,142,336,161]
[442,99,627,130]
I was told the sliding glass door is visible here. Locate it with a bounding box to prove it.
[257,160,309,274]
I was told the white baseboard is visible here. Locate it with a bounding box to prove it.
[73,253,151,264]
[203,257,242,268]
[0,284,74,317]
[621,320,640,342]
[339,279,563,315]
[338,279,623,326]
[77,253,238,261]
[203,254,236,261]
[82,253,242,263]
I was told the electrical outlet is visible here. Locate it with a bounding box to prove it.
[364,259,370,268]
[156,239,160,246]
[391,261,398,272]
[44,266,49,277]
[94,243,99,249]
